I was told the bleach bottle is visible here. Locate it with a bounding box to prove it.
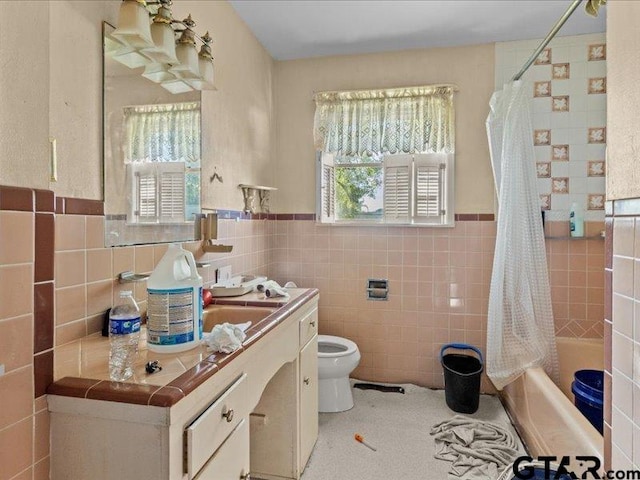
[146,243,203,353]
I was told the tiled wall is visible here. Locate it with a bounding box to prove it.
[52,216,274,363]
[545,221,606,338]
[0,188,274,480]
[608,201,640,471]
[0,186,606,479]
[495,33,607,222]
[270,219,496,390]
[0,187,53,480]
[269,218,605,391]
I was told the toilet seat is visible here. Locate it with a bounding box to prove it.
[318,335,358,358]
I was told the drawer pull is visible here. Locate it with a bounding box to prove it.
[303,377,310,385]
[240,471,251,480]
[222,408,234,423]
[310,320,316,327]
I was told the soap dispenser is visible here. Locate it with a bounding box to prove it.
[569,202,584,237]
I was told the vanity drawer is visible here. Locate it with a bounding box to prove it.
[186,374,248,478]
[299,308,318,347]
[194,419,250,480]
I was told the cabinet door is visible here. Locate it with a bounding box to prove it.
[299,336,318,471]
[194,419,250,480]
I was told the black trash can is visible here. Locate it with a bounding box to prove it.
[440,343,484,414]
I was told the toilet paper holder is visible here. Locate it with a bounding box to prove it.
[366,279,388,301]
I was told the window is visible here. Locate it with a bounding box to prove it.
[314,85,455,226]
[123,102,200,224]
[127,162,195,223]
[318,152,454,225]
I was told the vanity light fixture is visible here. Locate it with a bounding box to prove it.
[107,0,215,93]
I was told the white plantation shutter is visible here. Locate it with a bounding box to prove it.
[128,162,186,223]
[414,153,449,224]
[158,163,186,222]
[318,152,335,223]
[383,154,412,224]
[137,175,157,220]
[317,151,454,225]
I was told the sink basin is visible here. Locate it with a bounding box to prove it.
[203,305,276,333]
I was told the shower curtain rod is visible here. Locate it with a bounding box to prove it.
[512,0,583,81]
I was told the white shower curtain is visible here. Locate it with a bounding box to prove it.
[485,81,559,390]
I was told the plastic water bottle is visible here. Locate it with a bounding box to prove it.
[109,291,141,381]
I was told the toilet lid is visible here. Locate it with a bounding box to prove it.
[318,335,358,358]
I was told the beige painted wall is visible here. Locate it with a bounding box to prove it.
[273,44,496,214]
[182,1,275,211]
[2,0,275,214]
[606,0,640,200]
[0,1,50,189]
[50,1,114,200]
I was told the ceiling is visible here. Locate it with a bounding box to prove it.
[228,0,606,61]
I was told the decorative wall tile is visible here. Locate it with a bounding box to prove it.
[540,194,551,210]
[552,177,569,193]
[534,129,551,145]
[497,34,605,222]
[534,81,551,97]
[552,63,570,79]
[537,162,551,178]
[588,127,607,144]
[588,44,606,61]
[588,194,605,210]
[552,96,570,112]
[552,145,570,161]
[588,161,606,177]
[588,77,607,94]
[535,48,552,65]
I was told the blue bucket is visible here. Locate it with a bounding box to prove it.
[571,369,603,434]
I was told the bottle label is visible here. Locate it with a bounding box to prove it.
[147,287,199,346]
[110,316,141,335]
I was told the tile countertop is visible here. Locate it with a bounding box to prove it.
[47,288,319,407]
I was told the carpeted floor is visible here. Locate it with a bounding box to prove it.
[301,382,524,480]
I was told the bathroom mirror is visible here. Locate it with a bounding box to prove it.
[103,22,202,247]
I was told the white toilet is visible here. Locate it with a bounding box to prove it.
[317,335,361,412]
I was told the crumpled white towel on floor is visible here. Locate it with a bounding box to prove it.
[430,415,520,479]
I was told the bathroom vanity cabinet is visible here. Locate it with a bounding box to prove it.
[48,289,319,480]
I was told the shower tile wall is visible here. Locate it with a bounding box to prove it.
[495,32,607,223]
[608,203,640,470]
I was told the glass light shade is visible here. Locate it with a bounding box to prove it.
[104,34,128,56]
[141,22,178,64]
[160,78,194,94]
[170,43,200,79]
[111,49,153,69]
[188,58,215,90]
[142,63,176,83]
[112,1,154,49]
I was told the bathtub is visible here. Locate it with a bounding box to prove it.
[500,337,604,460]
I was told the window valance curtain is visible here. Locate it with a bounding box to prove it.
[313,85,455,156]
[123,102,200,165]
